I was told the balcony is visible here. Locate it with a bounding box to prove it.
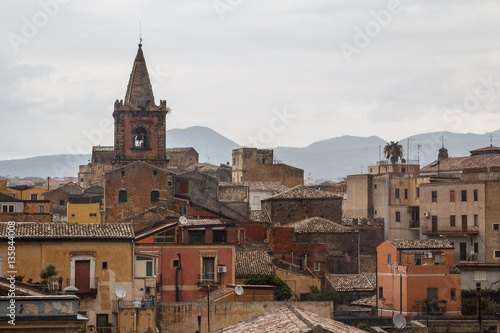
[119,298,154,309]
[409,221,420,229]
[197,274,220,288]
[421,226,479,236]
[66,277,99,297]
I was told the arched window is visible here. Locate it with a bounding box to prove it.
[134,127,147,148]
[118,190,128,203]
[151,190,160,203]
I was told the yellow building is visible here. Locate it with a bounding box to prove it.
[7,185,47,200]
[0,179,7,193]
[0,222,136,328]
[67,201,102,224]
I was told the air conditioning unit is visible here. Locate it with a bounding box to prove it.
[424,252,433,259]
[217,266,227,273]
[133,301,142,308]
[423,212,430,218]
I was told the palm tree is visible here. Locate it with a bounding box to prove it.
[384,141,404,165]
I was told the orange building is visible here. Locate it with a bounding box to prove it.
[377,239,461,317]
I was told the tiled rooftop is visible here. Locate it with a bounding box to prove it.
[236,251,275,277]
[213,305,366,333]
[324,273,375,292]
[237,241,273,253]
[185,218,223,226]
[291,217,353,234]
[220,181,289,194]
[0,192,21,202]
[165,147,195,153]
[93,146,114,151]
[197,287,234,302]
[263,185,341,200]
[388,239,453,249]
[421,154,500,174]
[0,222,134,239]
[249,210,271,222]
[449,265,461,274]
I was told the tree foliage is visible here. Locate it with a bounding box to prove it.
[461,288,499,315]
[384,141,404,165]
[40,264,58,280]
[244,275,294,301]
[300,286,339,304]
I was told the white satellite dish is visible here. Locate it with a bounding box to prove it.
[115,287,126,299]
[179,216,187,225]
[234,285,244,296]
[393,313,406,329]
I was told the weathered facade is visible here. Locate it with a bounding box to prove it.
[262,185,342,225]
[232,148,303,187]
[104,162,174,224]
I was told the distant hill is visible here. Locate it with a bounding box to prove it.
[1,127,499,179]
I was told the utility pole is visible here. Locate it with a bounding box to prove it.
[477,282,482,328]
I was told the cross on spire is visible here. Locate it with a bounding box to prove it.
[440,136,446,148]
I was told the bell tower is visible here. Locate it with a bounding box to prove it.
[112,43,170,169]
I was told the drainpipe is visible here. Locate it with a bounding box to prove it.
[175,253,181,302]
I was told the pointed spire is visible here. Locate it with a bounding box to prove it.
[124,43,155,108]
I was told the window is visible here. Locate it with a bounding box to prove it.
[474,242,479,253]
[189,230,205,243]
[404,189,408,199]
[374,185,377,189]
[89,213,97,218]
[102,262,108,270]
[494,224,500,231]
[432,191,437,202]
[262,158,268,164]
[379,286,384,298]
[134,127,147,148]
[395,188,400,199]
[39,206,45,213]
[495,251,500,259]
[461,190,467,201]
[395,211,401,222]
[121,170,125,177]
[474,190,478,201]
[295,258,305,270]
[179,182,189,194]
[314,261,320,271]
[155,229,175,243]
[434,254,440,265]
[451,288,456,302]
[414,254,422,266]
[402,167,406,173]
[387,253,391,265]
[173,260,180,267]
[450,190,455,202]
[416,187,420,198]
[450,215,455,227]
[71,214,75,217]
[59,200,65,206]
[474,271,486,281]
[178,204,187,216]
[30,193,38,200]
[474,215,478,226]
[136,256,155,277]
[151,190,160,203]
[153,170,157,176]
[118,190,128,203]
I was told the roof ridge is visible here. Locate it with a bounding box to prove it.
[287,305,315,329]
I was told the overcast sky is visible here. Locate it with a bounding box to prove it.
[1,0,500,160]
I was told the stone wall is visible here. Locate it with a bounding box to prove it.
[263,197,342,225]
[157,301,333,333]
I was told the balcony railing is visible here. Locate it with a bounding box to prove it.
[66,277,99,294]
[118,298,154,309]
[421,226,479,235]
[197,274,219,287]
[409,221,420,229]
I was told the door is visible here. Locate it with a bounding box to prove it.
[460,242,467,261]
[75,260,90,292]
[431,216,438,233]
[96,314,109,333]
[462,215,467,232]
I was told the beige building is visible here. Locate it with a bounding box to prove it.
[232,148,303,187]
[344,161,427,240]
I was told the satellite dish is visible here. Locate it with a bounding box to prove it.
[115,287,126,299]
[234,285,244,296]
[393,313,406,329]
[179,216,187,225]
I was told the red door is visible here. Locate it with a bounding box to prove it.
[75,260,90,292]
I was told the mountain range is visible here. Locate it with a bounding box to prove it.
[1,127,499,180]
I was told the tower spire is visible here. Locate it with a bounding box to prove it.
[124,43,155,108]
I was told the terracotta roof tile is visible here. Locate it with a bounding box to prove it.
[249,210,271,222]
[237,241,273,253]
[421,154,500,174]
[197,288,234,302]
[220,181,289,194]
[236,251,275,277]
[165,147,195,154]
[291,217,353,234]
[0,222,134,239]
[263,185,341,200]
[387,239,453,249]
[325,273,375,292]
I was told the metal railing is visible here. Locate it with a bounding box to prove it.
[197,274,219,286]
[66,277,99,293]
[117,298,154,309]
[421,226,479,235]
